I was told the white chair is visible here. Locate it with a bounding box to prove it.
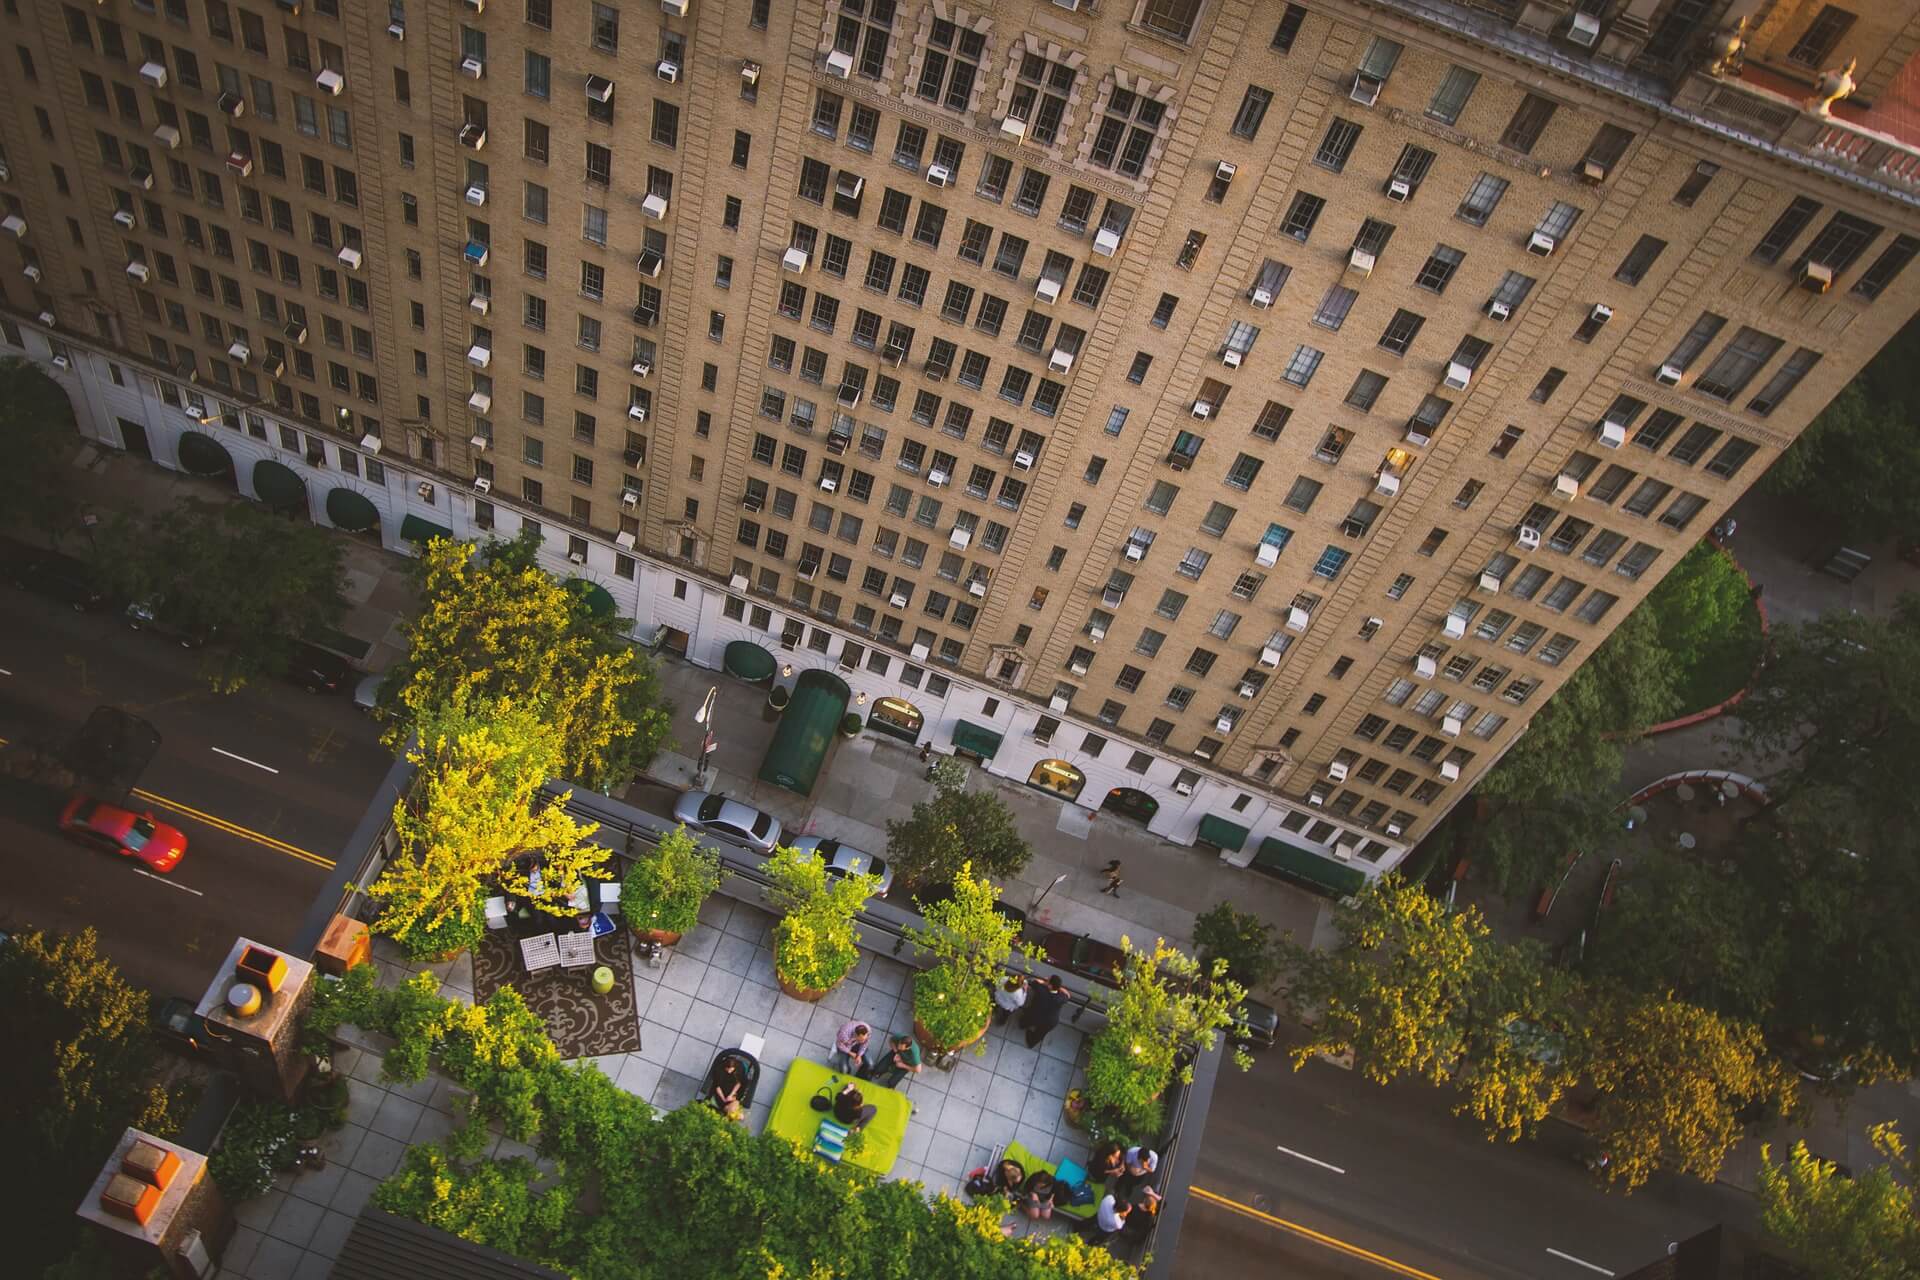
[568,885,591,913]
[484,897,509,930]
[598,882,622,915]
[557,931,598,970]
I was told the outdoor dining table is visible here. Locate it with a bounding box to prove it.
[520,933,561,973]
[556,931,598,970]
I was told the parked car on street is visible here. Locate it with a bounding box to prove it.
[58,793,187,873]
[912,878,1027,933]
[281,641,354,693]
[1042,928,1277,1049]
[671,789,784,854]
[786,835,894,897]
[352,671,387,712]
[126,595,216,648]
[3,538,108,611]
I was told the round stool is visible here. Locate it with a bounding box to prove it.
[591,965,614,995]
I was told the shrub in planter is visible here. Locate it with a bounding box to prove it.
[764,844,879,998]
[387,889,488,963]
[620,824,724,942]
[906,863,1027,1053]
[839,712,864,738]
[1084,937,1250,1140]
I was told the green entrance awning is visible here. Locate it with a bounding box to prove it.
[1196,814,1251,852]
[325,487,380,532]
[252,459,307,513]
[177,431,233,477]
[723,640,777,682]
[758,668,851,796]
[950,720,1003,760]
[1252,835,1367,899]
[400,513,455,545]
[566,578,617,619]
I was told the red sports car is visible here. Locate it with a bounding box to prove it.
[58,795,187,873]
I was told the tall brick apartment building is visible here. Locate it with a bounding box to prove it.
[4,0,1917,890]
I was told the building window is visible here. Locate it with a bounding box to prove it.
[1008,51,1076,146]
[1747,347,1820,417]
[1500,93,1557,154]
[1614,235,1667,286]
[915,19,984,113]
[1089,86,1166,179]
[1313,118,1362,172]
[1787,6,1856,67]
[1426,66,1479,125]
[831,0,896,80]
[1281,192,1324,241]
[1230,86,1273,139]
[1271,4,1307,52]
[1694,327,1783,402]
[1138,0,1204,43]
[1456,173,1509,226]
[1753,197,1822,264]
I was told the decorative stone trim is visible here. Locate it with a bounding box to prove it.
[1077,68,1180,189]
[814,3,906,97]
[1617,377,1791,450]
[897,2,995,126]
[990,33,1089,160]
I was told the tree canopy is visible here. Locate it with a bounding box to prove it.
[382,530,672,790]
[1758,1124,1920,1280]
[1193,901,1284,993]
[884,785,1032,893]
[0,358,83,542]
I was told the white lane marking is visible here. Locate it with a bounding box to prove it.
[0,666,12,675]
[131,868,205,896]
[1546,1248,1616,1276]
[212,746,280,774]
[1275,1145,1347,1175]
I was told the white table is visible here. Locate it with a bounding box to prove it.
[520,933,560,973]
[557,931,598,970]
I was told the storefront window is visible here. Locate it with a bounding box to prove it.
[1026,758,1086,800]
[867,695,922,743]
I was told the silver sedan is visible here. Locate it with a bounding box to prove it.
[787,835,893,898]
[670,790,784,854]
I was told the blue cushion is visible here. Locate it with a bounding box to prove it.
[1055,1157,1087,1187]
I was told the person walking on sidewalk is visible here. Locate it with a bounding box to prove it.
[1021,975,1070,1050]
[1099,859,1123,897]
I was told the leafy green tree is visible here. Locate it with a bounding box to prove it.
[1471,607,1679,894]
[1193,901,1283,993]
[0,358,83,543]
[0,929,191,1277]
[1758,1124,1920,1279]
[906,862,1028,1050]
[884,786,1032,893]
[383,530,671,790]
[1641,540,1764,712]
[1087,938,1249,1139]
[618,825,724,938]
[765,844,880,994]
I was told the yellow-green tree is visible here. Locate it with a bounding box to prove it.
[368,692,610,959]
[1586,988,1794,1191]
[1087,937,1249,1140]
[1759,1124,1920,1279]
[382,531,671,790]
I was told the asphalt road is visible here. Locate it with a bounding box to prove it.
[1174,1035,1760,1280]
[0,588,396,997]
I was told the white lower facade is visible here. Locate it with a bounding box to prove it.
[8,325,1408,888]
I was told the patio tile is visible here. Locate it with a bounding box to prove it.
[970,1034,1005,1075]
[681,998,731,1043]
[851,987,899,1032]
[696,966,746,1007]
[343,1081,382,1128]
[1017,1087,1062,1135]
[709,933,761,977]
[651,1068,702,1111]
[659,953,706,995]
[759,1028,803,1065]
[427,1076,467,1113]
[267,1192,326,1249]
[757,1068,787,1109]
[933,1097,978,1143]
[328,1170,379,1217]
[906,1090,945,1134]
[668,1034,718,1080]
[348,1130,408,1180]
[386,1071,440,1105]
[733,977,780,1023]
[898,1117,936,1166]
[412,1105,460,1148]
[234,1189,284,1232]
[317,1121,368,1170]
[617,1055,665,1100]
[327,1046,363,1079]
[863,956,912,999]
[637,1023,679,1065]
[994,1039,1044,1083]
[630,979,659,1019]
[676,927,721,963]
[496,1138,538,1163]
[847,951,877,987]
[981,1077,1026,1122]
[1038,1028,1084,1063]
[892,1161,927,1190]
[924,1131,978,1182]
[697,896,735,930]
[767,993,816,1036]
[818,981,860,1016]
[368,1093,424,1143]
[721,1011,768,1050]
[723,903,773,941]
[1048,1132,1090,1170]
[1013,1122,1057,1161]
[912,1060,952,1093]
[805,1002,849,1048]
[1032,1055,1075,1096]
[947,1063,994,1110]
[650,987,694,1031]
[346,1050,385,1085]
[223,1226,263,1276]
[292,1252,337,1280]
[973,1108,1020,1152]
[286,1158,350,1210]
[247,1235,305,1280]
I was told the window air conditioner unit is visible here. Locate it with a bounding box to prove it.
[1256,541,1279,567]
[820,476,837,492]
[1597,418,1627,448]
[21,263,43,283]
[1553,472,1580,499]
[566,552,587,567]
[125,261,150,281]
[1440,759,1462,780]
[586,77,615,104]
[1333,839,1358,861]
[1527,231,1556,256]
[1374,472,1402,498]
[1250,287,1273,308]
[1580,159,1608,184]
[1191,400,1213,419]
[1444,361,1472,389]
[1233,681,1256,700]
[1386,822,1404,837]
[926,163,951,187]
[227,151,254,177]
[1124,541,1145,561]
[1485,299,1511,321]
[50,354,69,369]
[1048,694,1069,713]
[132,167,154,189]
[1655,363,1683,386]
[1286,606,1311,631]
[1415,654,1438,678]
[38,310,56,326]
[628,404,648,421]
[182,401,207,419]
[1068,660,1088,676]
[1479,570,1503,593]
[459,122,487,148]
[217,92,245,117]
[741,62,760,86]
[642,193,669,220]
[460,57,486,79]
[911,642,932,660]
[1567,12,1601,46]
[836,174,864,199]
[729,573,750,591]
[316,69,345,95]
[466,344,491,368]
[387,20,406,39]
[139,61,168,88]
[227,341,250,362]
[662,0,690,14]
[1348,247,1376,275]
[1308,791,1325,807]
[153,124,181,149]
[462,0,484,10]
[948,527,971,548]
[1350,71,1382,106]
[470,434,490,451]
[1444,614,1467,638]
[1386,178,1411,201]
[1000,116,1027,142]
[1441,715,1463,738]
[927,468,949,487]
[350,432,380,455]
[632,360,653,377]
[1102,587,1126,607]
[1589,303,1613,325]
[637,249,663,277]
[1094,226,1122,256]
[284,320,307,344]
[1215,715,1235,733]
[467,390,492,414]
[337,245,363,270]
[1049,348,1074,373]
[1215,160,1236,183]
[1222,349,1242,368]
[967,578,986,597]
[5,213,33,237]
[1034,277,1061,303]
[472,476,492,493]
[1014,450,1035,469]
[616,531,637,549]
[1515,525,1542,551]
[656,60,680,83]
[469,293,490,315]
[465,184,487,206]
[113,209,136,229]
[1175,780,1194,796]
[825,50,855,78]
[1800,262,1833,293]
[1328,760,1350,782]
[1259,645,1283,667]
[783,247,810,273]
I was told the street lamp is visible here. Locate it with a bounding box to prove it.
[1028,872,1069,916]
[692,685,719,788]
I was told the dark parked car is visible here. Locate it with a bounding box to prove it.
[127,596,216,648]
[1041,929,1277,1049]
[4,539,107,611]
[153,995,217,1058]
[913,880,1028,933]
[1232,998,1279,1049]
[282,641,354,693]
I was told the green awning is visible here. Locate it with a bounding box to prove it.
[1252,835,1368,898]
[325,487,380,532]
[723,640,777,682]
[566,578,617,619]
[758,668,851,796]
[950,720,1003,760]
[400,513,455,545]
[1196,814,1251,852]
[177,431,233,477]
[252,459,307,513]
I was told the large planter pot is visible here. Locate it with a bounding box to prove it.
[778,974,833,1002]
[1062,1090,1090,1130]
[913,1016,988,1057]
[634,927,683,945]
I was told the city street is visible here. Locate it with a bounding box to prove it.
[1175,1035,1757,1280]
[0,588,396,996]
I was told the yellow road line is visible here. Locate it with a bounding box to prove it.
[1188,1186,1451,1280]
[130,787,335,869]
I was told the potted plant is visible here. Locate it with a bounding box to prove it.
[764,844,880,1001]
[1084,938,1251,1139]
[377,886,488,963]
[839,712,863,739]
[906,863,1025,1055]
[768,684,791,713]
[620,824,724,945]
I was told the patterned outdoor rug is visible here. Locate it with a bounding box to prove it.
[472,930,641,1059]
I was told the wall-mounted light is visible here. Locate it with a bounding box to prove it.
[781,663,794,678]
[855,691,868,705]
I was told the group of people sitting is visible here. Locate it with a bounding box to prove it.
[971,1142,1161,1248]
[828,1018,925,1088]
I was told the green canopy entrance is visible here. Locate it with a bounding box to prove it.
[1195,814,1251,852]
[566,578,617,618]
[177,431,233,477]
[723,640,777,682]
[252,459,307,513]
[400,513,455,545]
[758,668,851,796]
[1251,835,1367,898]
[325,487,380,532]
[950,720,1003,760]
